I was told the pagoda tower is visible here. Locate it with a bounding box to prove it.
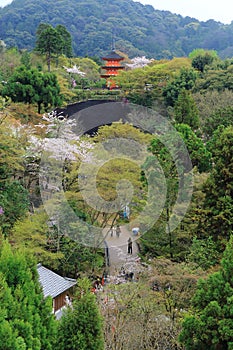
[101,46,125,89]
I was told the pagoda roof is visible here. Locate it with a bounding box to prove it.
[102,50,124,60]
[101,65,124,69]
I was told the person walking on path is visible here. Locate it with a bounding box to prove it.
[112,226,116,237]
[116,225,121,238]
[127,237,133,254]
[104,225,139,274]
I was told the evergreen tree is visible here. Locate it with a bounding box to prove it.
[37,71,62,113]
[0,124,29,236]
[175,123,212,172]
[188,235,218,269]
[0,273,17,350]
[20,50,31,70]
[1,66,62,113]
[0,181,29,237]
[203,106,233,140]
[163,68,198,106]
[191,50,217,73]
[202,126,233,241]
[56,24,73,58]
[57,277,104,350]
[0,240,57,350]
[174,90,200,130]
[35,24,61,72]
[179,235,233,349]
[35,23,73,71]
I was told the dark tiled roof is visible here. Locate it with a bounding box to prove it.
[37,264,76,298]
[102,50,124,60]
[101,66,124,69]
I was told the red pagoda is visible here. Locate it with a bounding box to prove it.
[101,49,124,89]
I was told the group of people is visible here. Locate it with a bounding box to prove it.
[110,225,121,238]
[119,266,134,281]
[109,225,134,254]
[91,276,105,294]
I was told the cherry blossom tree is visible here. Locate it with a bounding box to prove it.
[63,64,86,77]
[126,56,154,69]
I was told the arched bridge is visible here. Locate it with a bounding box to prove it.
[55,99,131,134]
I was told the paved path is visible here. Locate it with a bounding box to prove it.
[103,225,139,275]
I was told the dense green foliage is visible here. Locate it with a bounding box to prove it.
[2,0,233,58]
[57,278,104,350]
[191,49,217,72]
[188,236,218,269]
[36,23,72,71]
[163,67,198,107]
[174,90,200,130]
[175,124,211,172]
[0,240,57,349]
[0,24,233,349]
[0,123,29,236]
[180,235,233,349]
[202,126,233,242]
[1,66,62,113]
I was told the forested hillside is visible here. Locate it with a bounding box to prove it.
[1,0,233,58]
[0,25,233,348]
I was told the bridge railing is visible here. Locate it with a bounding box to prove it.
[68,88,122,104]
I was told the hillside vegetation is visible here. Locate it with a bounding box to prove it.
[0,25,233,349]
[1,0,233,58]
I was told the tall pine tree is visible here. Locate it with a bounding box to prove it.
[174,89,200,130]
[202,126,233,242]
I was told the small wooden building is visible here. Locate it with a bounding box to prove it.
[37,263,76,316]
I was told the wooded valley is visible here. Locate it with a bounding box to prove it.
[0,18,233,350]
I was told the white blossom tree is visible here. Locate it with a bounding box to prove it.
[24,115,93,203]
[63,64,86,88]
[126,56,154,69]
[63,64,86,76]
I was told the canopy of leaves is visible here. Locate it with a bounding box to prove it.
[202,126,233,241]
[36,23,72,71]
[1,66,62,113]
[162,67,198,107]
[0,240,57,350]
[0,123,25,181]
[2,0,233,58]
[0,181,29,237]
[190,49,218,72]
[57,277,104,350]
[193,89,233,139]
[0,122,29,236]
[117,57,192,108]
[180,235,233,349]
[65,122,151,229]
[203,106,233,140]
[175,123,212,172]
[174,89,200,130]
[188,236,219,269]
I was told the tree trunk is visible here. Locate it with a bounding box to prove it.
[47,53,51,72]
